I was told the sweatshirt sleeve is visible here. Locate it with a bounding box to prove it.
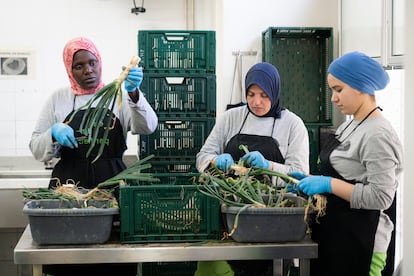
[350,130,402,210]
[272,113,310,175]
[29,95,61,162]
[127,90,158,135]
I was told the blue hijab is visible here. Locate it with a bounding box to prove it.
[245,62,284,118]
[328,51,389,95]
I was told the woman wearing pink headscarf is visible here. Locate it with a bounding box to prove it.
[30,37,157,190]
[29,37,157,275]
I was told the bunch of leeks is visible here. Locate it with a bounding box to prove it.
[66,56,140,163]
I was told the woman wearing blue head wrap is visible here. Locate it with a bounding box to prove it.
[195,62,309,276]
[289,52,403,276]
[197,61,308,180]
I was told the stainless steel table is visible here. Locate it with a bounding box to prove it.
[14,225,317,276]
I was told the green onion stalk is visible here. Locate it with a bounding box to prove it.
[196,163,300,209]
[66,56,140,163]
[97,154,160,188]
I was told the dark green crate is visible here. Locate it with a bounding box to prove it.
[128,172,200,186]
[140,73,216,116]
[139,116,215,159]
[306,124,320,175]
[119,185,220,243]
[262,27,333,125]
[141,261,198,276]
[138,30,216,73]
[147,157,198,174]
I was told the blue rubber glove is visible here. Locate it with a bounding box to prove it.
[288,171,308,181]
[124,67,143,92]
[240,151,269,169]
[215,153,234,171]
[285,171,308,194]
[296,175,332,196]
[51,123,78,149]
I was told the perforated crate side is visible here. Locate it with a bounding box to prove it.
[262,27,333,125]
[138,30,216,73]
[140,73,216,117]
[126,172,200,186]
[119,185,220,243]
[306,124,320,175]
[140,116,215,159]
[147,157,198,174]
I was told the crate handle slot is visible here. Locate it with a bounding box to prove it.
[164,33,190,41]
[165,77,185,84]
[165,121,183,125]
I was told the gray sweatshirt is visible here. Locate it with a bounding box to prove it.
[29,86,158,162]
[196,105,309,177]
[331,116,403,252]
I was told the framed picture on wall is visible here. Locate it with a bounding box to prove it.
[0,50,34,79]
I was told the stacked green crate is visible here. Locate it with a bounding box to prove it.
[262,27,333,174]
[138,30,216,173]
[119,184,221,243]
[120,33,219,274]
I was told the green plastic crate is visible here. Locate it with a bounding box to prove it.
[140,73,216,117]
[141,262,198,276]
[138,30,216,73]
[262,27,333,125]
[147,157,198,174]
[119,185,220,243]
[139,115,215,159]
[306,124,320,175]
[128,172,200,186]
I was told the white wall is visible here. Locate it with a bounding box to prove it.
[0,0,338,156]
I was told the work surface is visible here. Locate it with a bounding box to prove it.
[14,225,318,276]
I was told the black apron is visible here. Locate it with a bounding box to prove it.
[44,100,136,276]
[226,112,287,276]
[310,107,392,276]
[224,112,285,164]
[50,105,127,189]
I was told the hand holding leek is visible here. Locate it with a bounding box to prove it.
[66,56,141,162]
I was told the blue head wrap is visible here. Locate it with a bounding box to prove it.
[245,62,284,118]
[328,51,389,95]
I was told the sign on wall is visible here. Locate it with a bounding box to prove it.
[0,50,35,79]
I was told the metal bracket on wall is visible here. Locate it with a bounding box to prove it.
[232,50,257,56]
[228,50,258,108]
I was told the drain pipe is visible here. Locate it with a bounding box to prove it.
[185,0,195,30]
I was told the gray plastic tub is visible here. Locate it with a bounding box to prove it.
[23,199,118,245]
[221,196,310,242]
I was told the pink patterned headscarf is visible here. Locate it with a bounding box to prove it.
[62,37,104,95]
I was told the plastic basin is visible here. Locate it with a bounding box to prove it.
[221,196,310,242]
[23,199,118,245]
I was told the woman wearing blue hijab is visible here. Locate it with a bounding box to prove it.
[290,51,403,276]
[196,62,309,275]
[197,62,309,178]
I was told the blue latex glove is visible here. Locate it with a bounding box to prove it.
[124,67,143,92]
[215,153,234,171]
[296,175,332,196]
[288,171,308,181]
[240,151,269,169]
[51,123,78,149]
[285,171,308,194]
